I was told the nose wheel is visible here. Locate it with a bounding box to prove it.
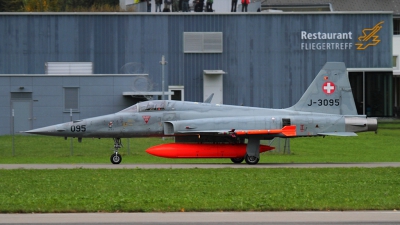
[110,152,122,164]
[110,138,122,164]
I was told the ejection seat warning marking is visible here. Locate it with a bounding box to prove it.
[322,81,335,94]
[142,115,151,124]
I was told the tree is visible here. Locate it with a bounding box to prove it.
[0,0,24,12]
[23,0,61,12]
[3,0,120,12]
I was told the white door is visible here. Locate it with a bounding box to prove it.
[168,86,184,101]
[12,101,32,133]
[203,70,225,104]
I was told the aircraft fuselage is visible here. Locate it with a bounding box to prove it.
[27,100,376,139]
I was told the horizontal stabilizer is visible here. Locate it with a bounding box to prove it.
[318,132,357,136]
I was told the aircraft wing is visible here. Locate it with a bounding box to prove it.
[317,132,357,136]
[170,124,297,137]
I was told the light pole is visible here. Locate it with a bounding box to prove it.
[70,108,73,156]
[12,109,14,156]
[160,55,167,100]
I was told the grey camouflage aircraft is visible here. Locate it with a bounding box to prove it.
[25,62,377,164]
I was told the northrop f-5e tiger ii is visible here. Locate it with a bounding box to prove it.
[26,62,377,164]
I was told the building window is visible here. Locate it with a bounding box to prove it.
[393,56,398,69]
[349,72,393,117]
[394,18,400,35]
[64,87,79,112]
[45,62,93,74]
[183,32,223,53]
[168,86,184,101]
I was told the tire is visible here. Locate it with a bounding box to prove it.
[244,154,259,165]
[230,157,244,164]
[110,153,122,164]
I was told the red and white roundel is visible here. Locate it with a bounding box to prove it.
[322,81,335,95]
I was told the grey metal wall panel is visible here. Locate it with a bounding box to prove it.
[33,96,62,108]
[0,77,10,86]
[79,76,112,86]
[32,86,62,97]
[10,77,33,87]
[32,77,62,86]
[80,87,113,97]
[0,106,9,133]
[62,77,80,87]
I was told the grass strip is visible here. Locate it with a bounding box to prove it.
[0,167,399,213]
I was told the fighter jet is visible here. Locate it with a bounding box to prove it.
[25,62,377,165]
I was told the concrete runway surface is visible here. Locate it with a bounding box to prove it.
[0,211,400,224]
[1,162,400,169]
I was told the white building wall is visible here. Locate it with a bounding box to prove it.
[393,35,400,75]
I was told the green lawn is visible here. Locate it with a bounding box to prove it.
[0,168,399,213]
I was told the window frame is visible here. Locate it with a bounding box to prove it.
[183,32,223,53]
[63,87,80,112]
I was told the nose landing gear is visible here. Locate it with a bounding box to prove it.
[110,138,122,164]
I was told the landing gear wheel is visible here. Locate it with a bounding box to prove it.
[110,138,123,164]
[230,157,244,164]
[110,153,122,164]
[245,154,259,165]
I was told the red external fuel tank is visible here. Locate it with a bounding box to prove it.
[146,143,275,158]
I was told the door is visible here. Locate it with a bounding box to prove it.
[12,101,32,133]
[203,70,226,104]
[168,86,184,101]
[349,71,393,116]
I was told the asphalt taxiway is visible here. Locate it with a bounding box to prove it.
[1,211,400,224]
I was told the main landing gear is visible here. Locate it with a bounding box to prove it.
[110,138,122,164]
[230,154,259,164]
[244,154,259,165]
[230,157,244,164]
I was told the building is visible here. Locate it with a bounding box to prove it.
[262,0,400,116]
[0,9,394,135]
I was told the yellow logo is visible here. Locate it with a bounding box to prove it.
[355,21,384,50]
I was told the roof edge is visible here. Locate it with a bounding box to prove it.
[0,11,394,15]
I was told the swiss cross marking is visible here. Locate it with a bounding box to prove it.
[322,81,335,95]
[142,115,151,124]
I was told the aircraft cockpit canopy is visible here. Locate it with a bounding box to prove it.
[139,100,166,112]
[119,100,166,113]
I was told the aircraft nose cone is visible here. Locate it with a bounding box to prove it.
[24,124,66,135]
[25,127,55,135]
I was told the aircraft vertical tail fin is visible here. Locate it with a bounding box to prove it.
[288,62,358,115]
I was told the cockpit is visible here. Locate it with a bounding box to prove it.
[119,100,167,113]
